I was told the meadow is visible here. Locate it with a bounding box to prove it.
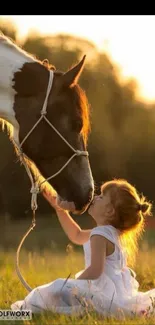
[0,216,155,324]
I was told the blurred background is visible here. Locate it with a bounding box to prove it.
[0,15,155,252]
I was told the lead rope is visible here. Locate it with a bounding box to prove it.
[15,69,88,292]
[15,149,40,292]
[16,210,36,292]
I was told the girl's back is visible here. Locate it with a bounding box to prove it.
[82,225,139,301]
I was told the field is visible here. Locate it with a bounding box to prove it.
[0,216,155,324]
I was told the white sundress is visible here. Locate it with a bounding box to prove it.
[11,225,155,318]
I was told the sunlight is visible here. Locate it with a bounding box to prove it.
[2,15,155,102]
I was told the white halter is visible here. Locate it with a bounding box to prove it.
[15,68,89,292]
[15,69,88,211]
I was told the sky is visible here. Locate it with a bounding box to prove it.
[1,15,155,103]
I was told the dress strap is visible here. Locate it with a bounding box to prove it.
[90,225,120,247]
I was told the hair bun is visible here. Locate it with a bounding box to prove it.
[139,202,150,214]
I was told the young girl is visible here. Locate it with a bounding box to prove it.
[11,179,155,318]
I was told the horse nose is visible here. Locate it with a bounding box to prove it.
[85,185,94,202]
[75,185,94,213]
[89,185,94,200]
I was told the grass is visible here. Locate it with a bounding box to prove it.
[0,216,155,324]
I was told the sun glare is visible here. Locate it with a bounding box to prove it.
[2,15,155,103]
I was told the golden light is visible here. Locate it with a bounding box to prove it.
[1,15,155,103]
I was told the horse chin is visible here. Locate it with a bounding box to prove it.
[56,196,87,215]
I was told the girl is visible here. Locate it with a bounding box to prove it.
[11,179,155,318]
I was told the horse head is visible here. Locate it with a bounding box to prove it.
[13,56,94,213]
[0,35,94,214]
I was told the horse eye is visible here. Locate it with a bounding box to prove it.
[74,120,83,132]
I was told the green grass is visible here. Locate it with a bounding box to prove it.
[0,248,155,324]
[0,216,155,324]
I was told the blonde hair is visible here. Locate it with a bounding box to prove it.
[101,178,152,266]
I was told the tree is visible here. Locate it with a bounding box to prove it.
[0,18,17,41]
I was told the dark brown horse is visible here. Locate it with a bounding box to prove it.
[0,34,94,214]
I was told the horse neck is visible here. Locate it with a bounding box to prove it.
[0,39,34,143]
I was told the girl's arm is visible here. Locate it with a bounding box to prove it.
[56,209,91,245]
[42,189,92,245]
[77,235,107,279]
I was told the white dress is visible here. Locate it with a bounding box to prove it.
[11,225,155,318]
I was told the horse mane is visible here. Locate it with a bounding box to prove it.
[53,72,91,144]
[0,119,14,143]
[71,84,91,144]
[0,33,55,72]
[0,32,37,62]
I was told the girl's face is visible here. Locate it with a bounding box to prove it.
[88,190,114,225]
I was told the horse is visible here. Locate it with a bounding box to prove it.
[0,34,94,215]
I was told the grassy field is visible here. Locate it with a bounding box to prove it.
[0,216,155,324]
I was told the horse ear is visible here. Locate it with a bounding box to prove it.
[62,55,86,87]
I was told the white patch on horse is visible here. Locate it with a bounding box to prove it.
[0,35,35,144]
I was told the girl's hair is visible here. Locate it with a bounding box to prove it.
[101,178,152,266]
